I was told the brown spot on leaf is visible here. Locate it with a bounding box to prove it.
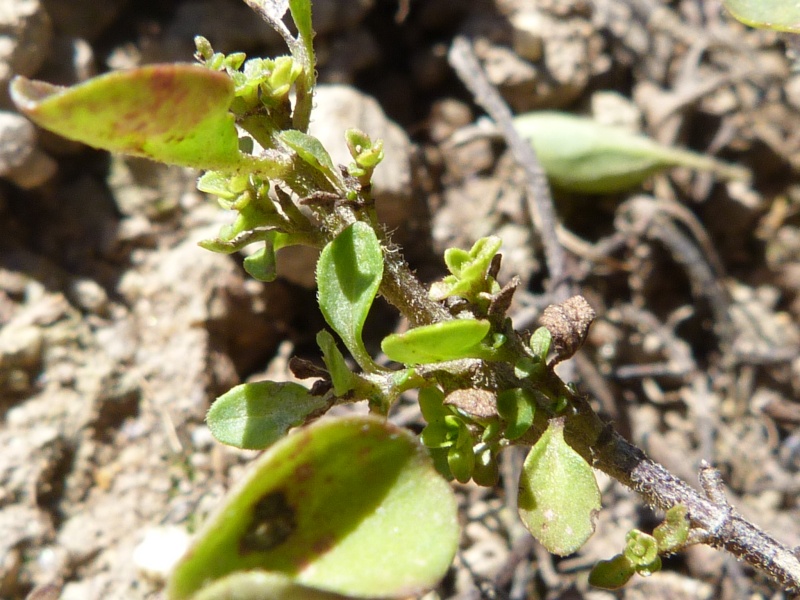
[239,490,296,554]
[294,462,314,482]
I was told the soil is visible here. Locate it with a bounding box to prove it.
[1,0,800,599]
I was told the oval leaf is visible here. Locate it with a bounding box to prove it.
[723,0,800,32]
[317,222,383,371]
[588,554,636,590]
[496,388,535,440]
[168,415,459,599]
[518,418,601,555]
[513,112,747,194]
[11,65,242,169]
[382,319,491,365]
[207,381,328,450]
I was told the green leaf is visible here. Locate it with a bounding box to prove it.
[513,112,748,194]
[10,65,243,170]
[317,222,383,371]
[529,327,552,363]
[279,129,343,189]
[168,415,459,599]
[420,422,454,449]
[513,357,545,380]
[346,128,384,170]
[624,530,659,567]
[447,423,475,484]
[588,554,636,590]
[723,0,800,32]
[288,0,314,49]
[653,504,690,553]
[207,381,328,450]
[420,415,463,449]
[518,418,601,555]
[316,330,356,396]
[381,319,491,365]
[193,572,350,600]
[198,171,250,200]
[472,447,499,487]
[634,555,662,577]
[496,388,535,440]
[418,387,449,423]
[429,237,502,302]
[243,238,278,282]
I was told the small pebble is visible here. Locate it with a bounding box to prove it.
[132,526,191,582]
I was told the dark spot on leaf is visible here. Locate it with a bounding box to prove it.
[239,490,296,554]
[356,445,373,464]
[294,462,313,482]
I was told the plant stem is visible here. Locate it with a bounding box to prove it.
[564,389,800,590]
[378,240,452,327]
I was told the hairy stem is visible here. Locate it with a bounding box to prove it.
[378,240,452,327]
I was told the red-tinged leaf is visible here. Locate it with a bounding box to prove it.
[11,65,242,169]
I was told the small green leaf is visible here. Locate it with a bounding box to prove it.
[447,424,475,484]
[420,422,454,449]
[316,330,356,396]
[723,0,800,32]
[518,418,601,555]
[168,415,459,599]
[317,222,383,371]
[429,237,503,302]
[634,555,662,577]
[420,415,463,450]
[513,112,748,194]
[624,530,659,567]
[207,381,328,450]
[496,388,535,440]
[243,238,278,282]
[419,387,449,423]
[472,447,499,487]
[589,554,636,590]
[345,128,384,170]
[279,129,343,189]
[653,504,690,553]
[198,171,250,200]
[529,327,552,363]
[11,65,243,169]
[193,572,350,600]
[381,319,491,365]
